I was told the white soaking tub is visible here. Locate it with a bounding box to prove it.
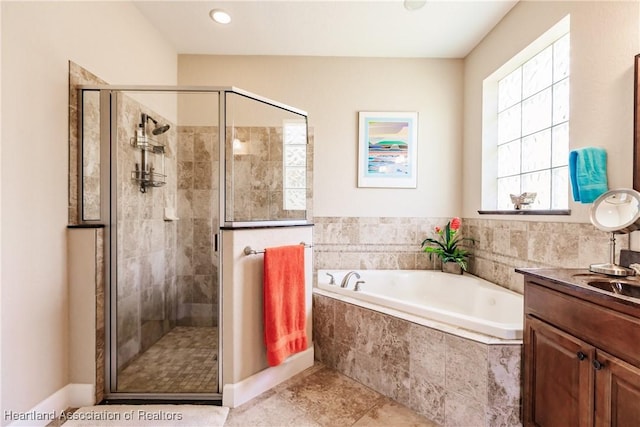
[316,269,523,340]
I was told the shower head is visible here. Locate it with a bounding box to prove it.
[152,123,170,135]
[141,113,171,136]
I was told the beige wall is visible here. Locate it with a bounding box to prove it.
[1,1,176,416]
[178,55,464,218]
[463,0,640,223]
[221,226,313,384]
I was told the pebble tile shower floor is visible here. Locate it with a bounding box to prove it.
[117,326,218,393]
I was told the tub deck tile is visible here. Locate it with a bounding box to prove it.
[312,292,522,427]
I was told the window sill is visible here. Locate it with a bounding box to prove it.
[478,209,571,216]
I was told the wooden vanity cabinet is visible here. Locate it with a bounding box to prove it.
[522,274,640,427]
[594,351,640,426]
[526,316,594,427]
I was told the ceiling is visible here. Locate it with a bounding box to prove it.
[133,0,519,58]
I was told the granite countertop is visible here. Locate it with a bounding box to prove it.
[516,267,640,314]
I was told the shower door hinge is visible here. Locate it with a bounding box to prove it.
[214,233,219,252]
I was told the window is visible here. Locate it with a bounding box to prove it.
[482,16,570,212]
[283,120,307,210]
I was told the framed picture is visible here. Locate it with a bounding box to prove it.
[358,111,418,188]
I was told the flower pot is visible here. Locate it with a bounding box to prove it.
[442,261,463,275]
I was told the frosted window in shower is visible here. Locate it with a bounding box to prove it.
[283,120,307,211]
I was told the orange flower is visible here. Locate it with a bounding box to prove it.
[434,226,441,233]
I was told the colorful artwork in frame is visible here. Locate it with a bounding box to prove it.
[358,111,418,188]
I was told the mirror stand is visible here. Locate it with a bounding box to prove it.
[589,232,634,276]
[589,188,640,277]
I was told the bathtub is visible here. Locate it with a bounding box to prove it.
[316,269,523,340]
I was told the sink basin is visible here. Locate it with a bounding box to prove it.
[587,280,640,299]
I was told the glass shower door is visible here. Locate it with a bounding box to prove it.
[111,90,220,396]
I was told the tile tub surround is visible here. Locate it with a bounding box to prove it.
[314,216,621,293]
[313,217,450,272]
[461,218,623,294]
[313,294,522,426]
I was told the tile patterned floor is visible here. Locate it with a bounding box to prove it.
[225,363,440,426]
[51,324,438,426]
[117,326,218,393]
[48,363,438,426]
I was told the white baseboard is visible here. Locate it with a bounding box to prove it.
[67,384,95,408]
[7,383,94,427]
[222,347,314,408]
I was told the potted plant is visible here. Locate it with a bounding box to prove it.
[421,217,473,274]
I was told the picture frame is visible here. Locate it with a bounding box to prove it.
[358,111,418,188]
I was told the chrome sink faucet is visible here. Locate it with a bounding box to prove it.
[340,271,361,288]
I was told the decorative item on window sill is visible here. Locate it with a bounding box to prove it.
[510,192,537,210]
[421,217,474,273]
[131,112,170,193]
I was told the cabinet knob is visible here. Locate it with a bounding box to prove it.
[592,359,604,370]
[577,351,587,361]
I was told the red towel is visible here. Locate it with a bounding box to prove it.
[263,244,307,367]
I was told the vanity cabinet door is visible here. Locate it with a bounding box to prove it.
[525,315,595,427]
[594,350,640,427]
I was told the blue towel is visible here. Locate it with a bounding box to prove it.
[569,147,608,203]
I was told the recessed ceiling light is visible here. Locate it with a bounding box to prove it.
[404,0,426,11]
[209,9,231,24]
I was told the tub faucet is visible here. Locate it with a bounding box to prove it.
[325,272,336,285]
[340,271,361,288]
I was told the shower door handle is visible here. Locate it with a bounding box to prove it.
[214,233,219,252]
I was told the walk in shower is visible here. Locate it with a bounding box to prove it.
[76,85,310,401]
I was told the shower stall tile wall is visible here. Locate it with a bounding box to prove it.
[69,61,107,225]
[177,125,219,327]
[116,93,178,370]
[225,126,314,222]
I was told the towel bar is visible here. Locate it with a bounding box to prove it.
[243,242,312,256]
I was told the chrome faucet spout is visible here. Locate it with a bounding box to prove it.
[340,271,361,288]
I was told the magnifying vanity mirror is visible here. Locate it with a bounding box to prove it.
[590,188,640,276]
